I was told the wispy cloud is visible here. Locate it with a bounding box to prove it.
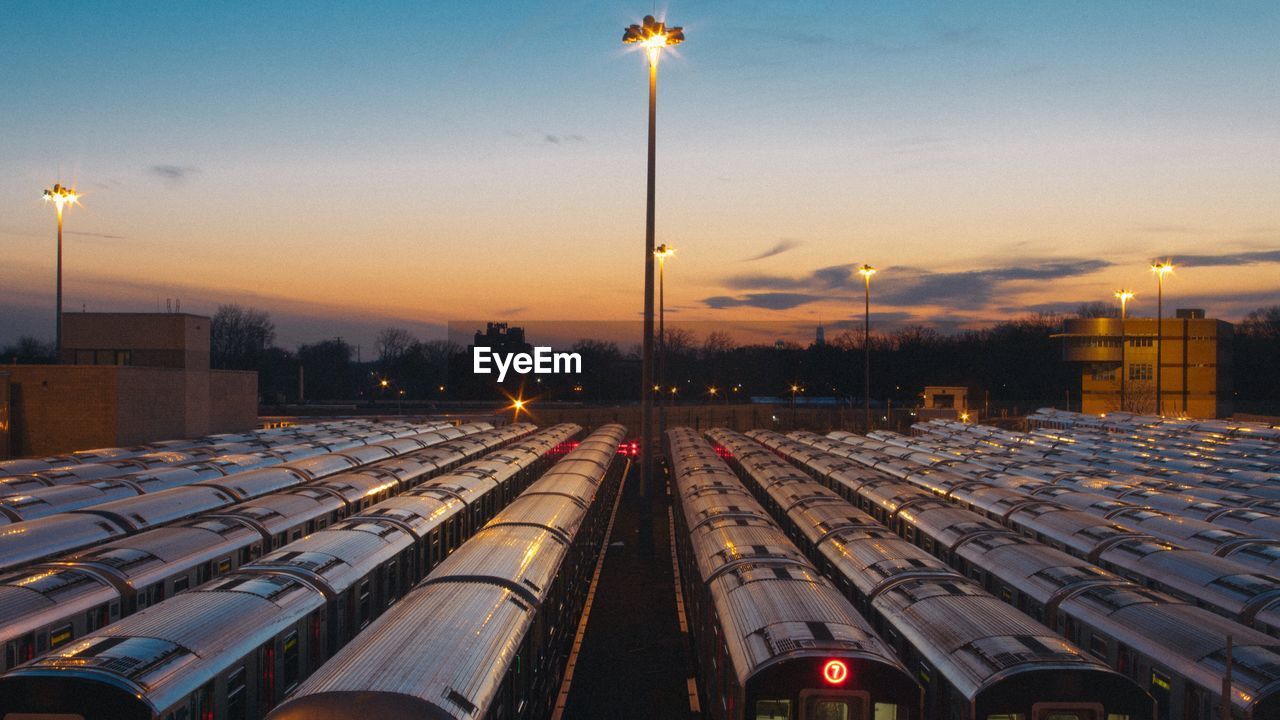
[1168,249,1280,268]
[543,133,584,145]
[703,293,826,311]
[745,239,803,262]
[67,230,127,240]
[710,258,1114,312]
[148,164,200,183]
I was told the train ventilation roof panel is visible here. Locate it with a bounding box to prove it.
[37,635,194,682]
[254,550,345,575]
[204,572,308,600]
[73,546,159,570]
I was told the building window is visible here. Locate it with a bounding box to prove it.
[1129,363,1153,381]
[1128,337,1153,347]
[1091,366,1117,381]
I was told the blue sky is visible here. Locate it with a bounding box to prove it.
[2,1,1277,347]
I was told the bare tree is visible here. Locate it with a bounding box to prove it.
[376,327,415,365]
[1,336,56,364]
[1076,301,1118,318]
[662,328,696,355]
[702,331,736,358]
[211,305,275,370]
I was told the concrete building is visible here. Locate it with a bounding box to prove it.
[919,385,971,421]
[1058,311,1232,418]
[1,313,257,458]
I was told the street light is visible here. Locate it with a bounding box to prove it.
[655,243,675,440]
[42,183,80,357]
[623,14,683,503]
[1114,289,1135,412]
[857,264,876,432]
[1150,260,1174,416]
[790,384,802,428]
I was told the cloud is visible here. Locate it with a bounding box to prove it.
[67,230,127,240]
[703,293,827,311]
[543,133,585,145]
[715,258,1115,312]
[148,164,200,183]
[745,239,803,262]
[1167,249,1280,268]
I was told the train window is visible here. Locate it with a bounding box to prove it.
[1150,669,1171,692]
[283,631,300,689]
[756,699,791,719]
[1088,634,1108,659]
[227,666,247,720]
[358,580,372,625]
[218,558,232,574]
[49,623,73,649]
[174,576,190,593]
[811,700,850,720]
[873,704,898,720]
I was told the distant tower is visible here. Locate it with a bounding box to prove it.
[816,320,826,347]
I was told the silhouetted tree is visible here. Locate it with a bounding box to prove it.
[1,336,56,364]
[1076,301,1118,318]
[211,305,275,370]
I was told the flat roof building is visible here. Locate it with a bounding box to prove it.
[1058,312,1232,418]
[1,313,257,458]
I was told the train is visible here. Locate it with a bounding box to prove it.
[667,427,923,720]
[820,430,1280,637]
[710,427,1154,720]
[0,423,493,573]
[0,418,400,478]
[751,429,1280,720]
[0,421,443,520]
[266,424,626,720]
[0,423,584,719]
[0,423,526,672]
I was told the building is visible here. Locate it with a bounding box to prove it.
[0,313,258,458]
[472,322,532,355]
[1058,310,1232,418]
[919,385,971,421]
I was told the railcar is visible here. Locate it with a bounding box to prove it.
[0,423,490,572]
[0,424,531,672]
[757,429,1280,719]
[668,428,922,720]
[0,424,584,719]
[713,428,1153,720]
[265,424,624,720]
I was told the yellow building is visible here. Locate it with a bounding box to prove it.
[1058,311,1232,418]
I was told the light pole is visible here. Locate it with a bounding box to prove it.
[655,243,675,441]
[857,264,876,431]
[1151,261,1174,416]
[790,384,801,428]
[42,183,79,357]
[1114,289,1135,412]
[623,15,683,501]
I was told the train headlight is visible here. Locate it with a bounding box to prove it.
[822,659,848,685]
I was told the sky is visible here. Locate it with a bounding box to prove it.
[2,1,1278,348]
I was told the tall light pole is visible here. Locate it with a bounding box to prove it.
[1114,289,1135,412]
[1151,260,1174,416]
[42,183,79,358]
[623,15,683,501]
[857,264,876,431]
[655,243,675,441]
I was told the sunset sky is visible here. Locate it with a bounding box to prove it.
[3,1,1277,348]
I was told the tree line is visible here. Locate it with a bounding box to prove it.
[3,303,1277,415]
